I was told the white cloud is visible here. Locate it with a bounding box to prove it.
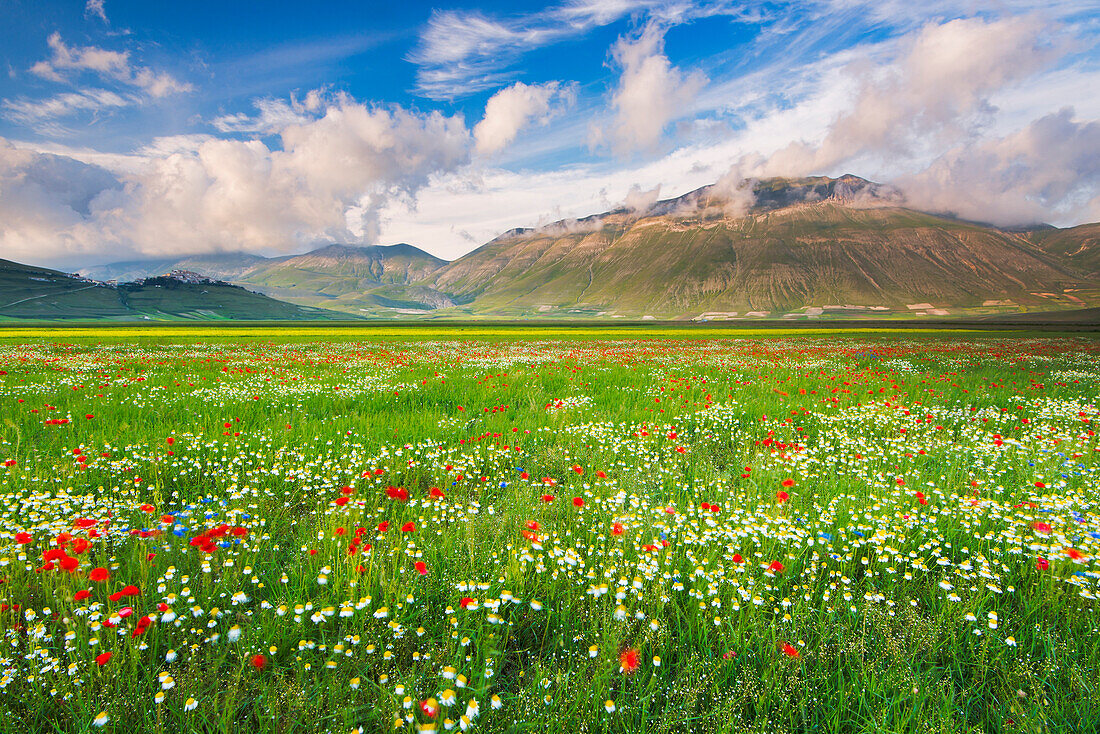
[0,139,123,265]
[212,90,331,134]
[2,89,131,126]
[84,0,108,24]
[28,33,191,99]
[622,183,661,210]
[0,96,470,266]
[701,14,1100,228]
[900,107,1100,226]
[600,22,707,153]
[409,0,741,98]
[743,16,1060,177]
[474,82,574,155]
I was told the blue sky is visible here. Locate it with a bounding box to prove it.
[1,0,1099,268]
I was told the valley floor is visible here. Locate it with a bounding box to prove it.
[0,331,1098,733]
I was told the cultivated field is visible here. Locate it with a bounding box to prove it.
[0,330,1098,733]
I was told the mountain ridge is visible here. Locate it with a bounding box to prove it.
[44,174,1100,320]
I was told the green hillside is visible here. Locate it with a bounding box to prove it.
[81,243,452,316]
[0,261,347,321]
[1028,223,1100,277]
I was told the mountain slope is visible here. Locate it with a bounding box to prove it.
[423,176,1099,317]
[81,243,451,316]
[1027,223,1100,277]
[0,261,347,321]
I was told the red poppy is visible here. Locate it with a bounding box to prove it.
[1035,481,1046,488]
[776,491,789,503]
[596,470,607,479]
[781,479,795,488]
[420,700,439,718]
[611,523,624,536]
[429,487,445,499]
[401,522,415,533]
[572,497,584,507]
[782,643,800,658]
[1032,522,1051,534]
[525,521,540,531]
[250,654,266,671]
[139,504,155,513]
[1067,548,1084,560]
[108,584,140,602]
[768,561,785,574]
[96,652,112,666]
[541,494,555,503]
[619,648,639,674]
[414,561,428,575]
[334,497,349,506]
[377,521,389,533]
[14,532,32,544]
[731,554,744,564]
[74,589,91,601]
[89,567,110,582]
[1035,557,1049,570]
[74,518,96,529]
[459,597,474,609]
[385,486,409,501]
[572,465,583,474]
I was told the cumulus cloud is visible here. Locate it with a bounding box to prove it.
[474,82,574,155]
[700,14,1100,227]
[600,23,707,154]
[0,139,123,264]
[212,90,329,134]
[29,33,191,99]
[741,16,1059,178]
[900,107,1100,226]
[0,97,470,266]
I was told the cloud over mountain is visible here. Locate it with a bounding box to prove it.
[0,97,470,266]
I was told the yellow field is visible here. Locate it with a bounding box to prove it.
[0,325,995,340]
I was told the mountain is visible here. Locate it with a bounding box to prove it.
[80,243,452,316]
[79,252,269,284]
[421,175,1100,319]
[0,260,348,321]
[1028,223,1100,277]
[58,174,1100,320]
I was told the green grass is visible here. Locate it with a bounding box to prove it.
[0,332,1098,733]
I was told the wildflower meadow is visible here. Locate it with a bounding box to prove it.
[0,330,1098,733]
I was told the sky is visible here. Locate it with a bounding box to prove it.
[1,0,1099,270]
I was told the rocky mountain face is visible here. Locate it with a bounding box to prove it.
[421,176,1098,318]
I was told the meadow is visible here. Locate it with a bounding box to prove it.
[0,329,1098,733]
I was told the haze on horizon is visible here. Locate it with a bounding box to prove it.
[1,0,1099,271]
